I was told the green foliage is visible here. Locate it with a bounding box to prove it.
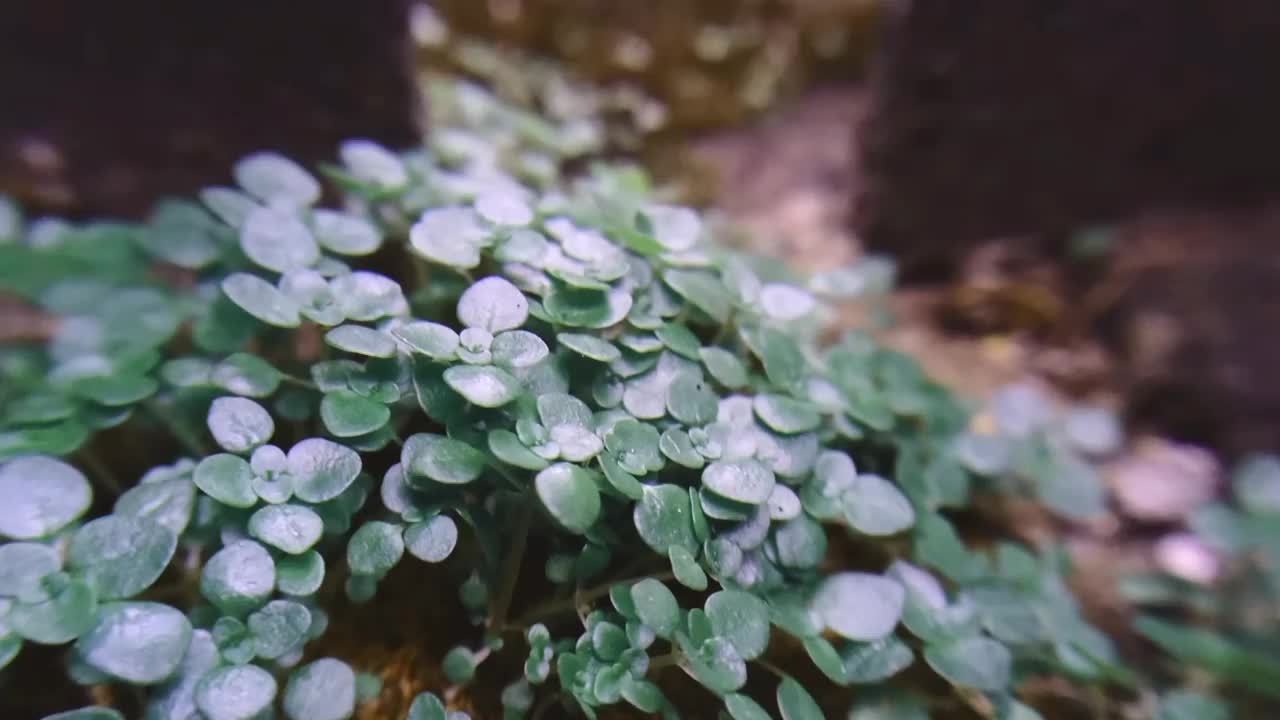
[1122,451,1280,714]
[0,76,1134,720]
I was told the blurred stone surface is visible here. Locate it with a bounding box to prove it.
[429,0,880,133]
[0,0,421,217]
[854,0,1280,270]
[1089,203,1280,454]
[853,2,1280,453]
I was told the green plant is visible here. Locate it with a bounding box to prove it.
[0,79,1124,720]
[951,382,1119,520]
[1121,453,1280,718]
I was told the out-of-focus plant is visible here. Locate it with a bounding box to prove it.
[1121,453,1280,719]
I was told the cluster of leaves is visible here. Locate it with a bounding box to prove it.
[949,382,1121,521]
[1121,453,1280,719]
[0,79,1125,719]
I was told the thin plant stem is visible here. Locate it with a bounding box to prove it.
[144,401,210,457]
[280,374,318,391]
[515,570,677,626]
[76,448,122,495]
[489,492,535,632]
[529,691,564,720]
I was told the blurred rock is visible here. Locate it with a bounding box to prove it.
[428,0,880,133]
[1109,438,1220,522]
[854,0,1280,270]
[0,0,420,217]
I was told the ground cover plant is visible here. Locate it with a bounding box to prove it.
[0,77,1242,719]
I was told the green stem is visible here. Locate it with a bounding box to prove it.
[489,493,535,632]
[76,448,122,495]
[280,374,318,391]
[529,691,564,720]
[145,401,210,457]
[515,570,677,626]
[648,650,683,672]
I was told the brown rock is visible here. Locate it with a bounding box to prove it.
[0,0,421,217]
[854,0,1280,269]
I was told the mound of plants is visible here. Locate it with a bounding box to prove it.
[0,77,1251,719]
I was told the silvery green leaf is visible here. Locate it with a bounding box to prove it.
[702,459,775,505]
[457,276,529,332]
[814,572,905,641]
[240,206,319,273]
[279,269,344,325]
[288,438,362,503]
[405,514,458,563]
[234,151,321,207]
[76,602,191,684]
[67,515,177,600]
[393,321,460,361]
[221,273,301,327]
[200,540,275,616]
[208,397,274,453]
[645,205,701,252]
[325,325,397,358]
[924,636,1012,691]
[339,138,408,188]
[284,655,355,717]
[841,474,916,536]
[0,455,92,540]
[249,504,324,555]
[312,209,381,256]
[410,206,487,269]
[491,330,549,368]
[475,189,535,226]
[196,664,277,720]
[443,365,523,407]
[759,283,816,321]
[330,271,406,321]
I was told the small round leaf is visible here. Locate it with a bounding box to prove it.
[535,463,602,534]
[457,276,529,332]
[201,540,275,616]
[634,484,697,554]
[703,460,776,505]
[815,573,905,641]
[841,474,915,536]
[402,433,487,486]
[235,152,321,207]
[76,601,191,684]
[208,397,274,453]
[444,365,523,407]
[222,272,301,327]
[325,325,397,358]
[196,664,278,720]
[631,579,679,638]
[68,515,177,600]
[194,454,258,508]
[348,521,405,576]
[10,574,97,643]
[288,438,362,503]
[405,514,458,563]
[491,330,549,368]
[706,590,770,660]
[0,455,92,539]
[248,504,323,555]
[320,390,391,437]
[284,657,357,720]
[248,599,311,660]
[924,636,1012,691]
